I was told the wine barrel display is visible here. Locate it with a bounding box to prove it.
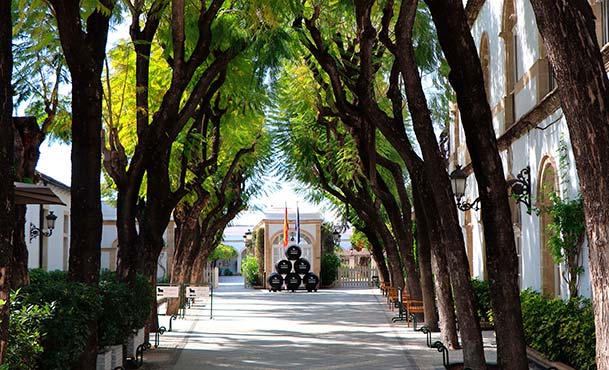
[285,244,302,261]
[267,272,283,292]
[303,272,319,292]
[285,272,302,292]
[276,259,292,275]
[294,258,311,274]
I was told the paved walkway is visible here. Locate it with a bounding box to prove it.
[143,276,497,370]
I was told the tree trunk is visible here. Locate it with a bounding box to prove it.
[11,117,45,287]
[0,0,14,362]
[361,226,391,284]
[48,1,113,366]
[527,2,609,368]
[413,184,460,347]
[422,1,528,368]
[370,167,421,298]
[11,206,29,287]
[168,203,202,315]
[412,189,439,332]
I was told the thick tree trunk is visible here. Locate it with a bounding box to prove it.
[413,184,460,347]
[423,1,528,368]
[527,2,609,368]
[11,206,29,287]
[371,168,421,298]
[49,1,113,366]
[67,72,104,370]
[0,0,14,362]
[11,117,45,287]
[412,189,439,332]
[168,203,202,315]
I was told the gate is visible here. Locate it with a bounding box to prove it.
[338,266,377,287]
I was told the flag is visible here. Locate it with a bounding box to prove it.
[283,203,289,248]
[296,202,300,244]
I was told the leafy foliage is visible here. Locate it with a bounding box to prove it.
[321,251,341,286]
[24,270,102,369]
[20,269,153,368]
[241,256,261,286]
[538,193,586,296]
[209,243,238,261]
[520,290,596,370]
[97,271,153,347]
[349,229,371,251]
[6,290,53,370]
[470,278,492,323]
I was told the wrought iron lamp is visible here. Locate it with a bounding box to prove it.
[30,211,57,242]
[243,229,252,242]
[507,166,532,214]
[449,164,532,214]
[449,166,480,211]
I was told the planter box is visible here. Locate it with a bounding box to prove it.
[96,350,112,370]
[107,344,123,368]
[126,327,146,358]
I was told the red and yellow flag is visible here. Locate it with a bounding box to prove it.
[283,204,289,248]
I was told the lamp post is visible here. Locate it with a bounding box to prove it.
[449,166,480,211]
[30,211,58,242]
[449,165,532,214]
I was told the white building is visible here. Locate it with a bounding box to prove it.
[449,0,609,298]
[25,175,174,279]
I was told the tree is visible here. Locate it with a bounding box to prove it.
[539,194,585,298]
[526,4,609,366]
[45,1,115,368]
[208,244,238,262]
[11,0,71,286]
[422,0,529,367]
[295,1,481,362]
[0,0,14,363]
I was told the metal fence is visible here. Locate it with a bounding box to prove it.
[338,266,378,287]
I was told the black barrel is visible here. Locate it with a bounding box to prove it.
[276,259,292,275]
[294,258,311,274]
[285,244,302,261]
[267,272,283,292]
[304,272,319,292]
[285,272,302,291]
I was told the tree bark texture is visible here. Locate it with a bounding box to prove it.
[11,116,45,287]
[0,0,14,363]
[371,160,422,299]
[351,1,483,364]
[412,187,439,332]
[49,1,113,368]
[413,184,460,348]
[528,2,609,368]
[423,1,529,368]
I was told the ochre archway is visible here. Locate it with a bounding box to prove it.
[538,156,560,297]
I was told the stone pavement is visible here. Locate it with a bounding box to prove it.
[142,276,498,370]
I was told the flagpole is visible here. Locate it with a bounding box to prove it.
[296,202,300,244]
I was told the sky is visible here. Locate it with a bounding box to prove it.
[35,139,342,236]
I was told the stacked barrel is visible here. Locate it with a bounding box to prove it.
[267,243,320,292]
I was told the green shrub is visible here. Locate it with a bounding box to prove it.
[223,268,233,276]
[6,290,53,370]
[241,256,261,286]
[321,251,341,286]
[24,270,102,370]
[98,272,153,347]
[22,269,153,369]
[520,289,596,370]
[470,278,492,322]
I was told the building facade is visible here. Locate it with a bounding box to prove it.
[450,0,609,298]
[253,208,323,286]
